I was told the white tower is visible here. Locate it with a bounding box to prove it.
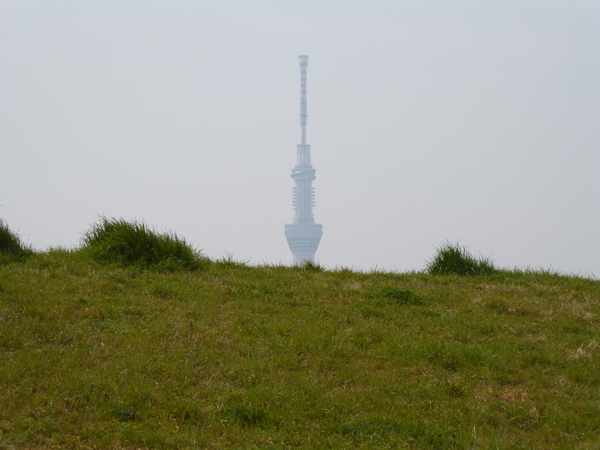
[284,55,323,265]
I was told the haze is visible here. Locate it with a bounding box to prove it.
[1,0,599,277]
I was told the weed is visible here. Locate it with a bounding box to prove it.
[426,241,497,276]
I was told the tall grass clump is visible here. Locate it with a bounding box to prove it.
[81,217,208,271]
[426,242,497,276]
[0,219,33,262]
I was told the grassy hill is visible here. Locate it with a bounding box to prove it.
[0,220,599,448]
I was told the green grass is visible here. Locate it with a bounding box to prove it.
[0,234,599,448]
[0,219,33,264]
[81,217,209,271]
[426,242,497,276]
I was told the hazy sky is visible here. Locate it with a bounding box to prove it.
[2,0,599,276]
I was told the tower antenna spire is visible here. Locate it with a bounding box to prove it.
[284,55,323,265]
[299,55,308,146]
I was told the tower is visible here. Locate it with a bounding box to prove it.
[284,55,323,265]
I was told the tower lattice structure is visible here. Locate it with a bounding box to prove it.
[284,55,323,265]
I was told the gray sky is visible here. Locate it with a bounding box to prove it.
[2,0,599,276]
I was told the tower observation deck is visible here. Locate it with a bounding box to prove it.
[284,55,323,265]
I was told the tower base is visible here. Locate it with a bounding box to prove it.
[284,223,323,265]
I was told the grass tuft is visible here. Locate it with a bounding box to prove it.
[0,219,34,263]
[294,260,324,272]
[220,405,266,427]
[80,217,209,271]
[111,407,138,423]
[425,241,497,276]
[375,286,422,305]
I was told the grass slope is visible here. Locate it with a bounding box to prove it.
[1,251,599,449]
